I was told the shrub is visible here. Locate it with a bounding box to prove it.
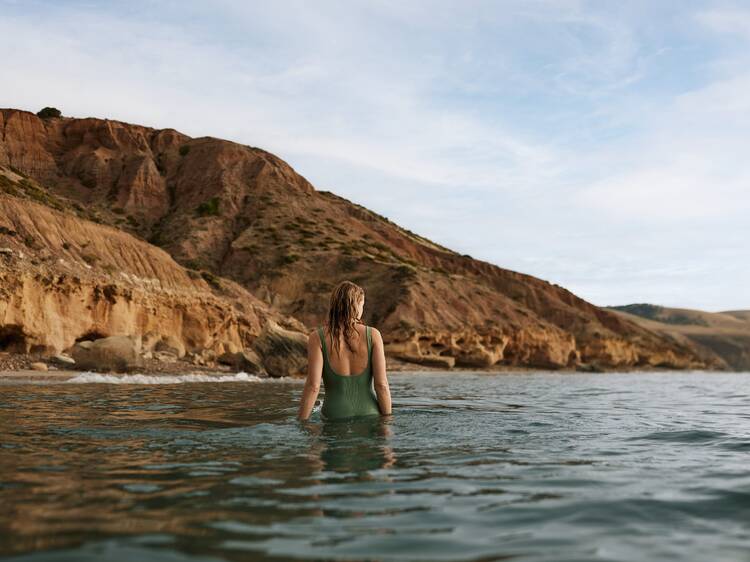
[0,175,20,196]
[147,230,164,245]
[37,107,62,119]
[179,145,190,157]
[201,270,221,289]
[394,263,417,280]
[196,197,220,217]
[183,259,203,270]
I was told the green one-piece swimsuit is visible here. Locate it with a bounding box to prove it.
[318,325,381,420]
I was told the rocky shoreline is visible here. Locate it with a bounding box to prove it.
[0,348,710,381]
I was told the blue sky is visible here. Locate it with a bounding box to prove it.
[2,0,749,311]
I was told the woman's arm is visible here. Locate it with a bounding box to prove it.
[298,330,324,421]
[371,328,392,415]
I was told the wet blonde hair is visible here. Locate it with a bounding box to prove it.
[324,280,364,356]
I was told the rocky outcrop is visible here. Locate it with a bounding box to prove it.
[218,348,266,375]
[72,335,142,372]
[253,320,308,377]
[0,107,725,372]
[0,184,307,374]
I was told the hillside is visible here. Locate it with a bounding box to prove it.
[0,166,306,374]
[609,304,750,371]
[0,107,726,372]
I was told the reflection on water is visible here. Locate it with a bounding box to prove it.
[1,371,750,561]
[302,416,396,474]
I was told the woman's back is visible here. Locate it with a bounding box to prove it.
[318,324,380,420]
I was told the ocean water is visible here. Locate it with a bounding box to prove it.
[1,370,750,561]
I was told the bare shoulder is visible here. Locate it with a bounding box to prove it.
[307,328,321,346]
[370,326,383,342]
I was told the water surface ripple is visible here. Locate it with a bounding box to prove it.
[2,371,750,561]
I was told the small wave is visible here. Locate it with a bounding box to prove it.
[627,429,728,443]
[64,372,265,384]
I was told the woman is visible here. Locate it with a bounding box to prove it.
[297,281,392,421]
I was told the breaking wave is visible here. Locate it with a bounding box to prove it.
[64,372,271,384]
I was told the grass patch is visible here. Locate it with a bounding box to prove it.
[393,263,417,280]
[147,230,164,246]
[200,270,221,289]
[0,175,21,196]
[196,197,220,217]
[0,176,65,211]
[22,234,40,249]
[183,259,205,270]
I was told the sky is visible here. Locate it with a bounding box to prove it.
[1,0,748,311]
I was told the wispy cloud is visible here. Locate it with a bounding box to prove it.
[0,0,748,310]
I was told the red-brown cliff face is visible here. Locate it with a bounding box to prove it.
[0,107,724,371]
[0,166,306,375]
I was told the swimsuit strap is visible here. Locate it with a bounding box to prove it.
[318,326,328,366]
[366,325,372,364]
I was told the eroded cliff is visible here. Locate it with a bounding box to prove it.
[0,107,724,371]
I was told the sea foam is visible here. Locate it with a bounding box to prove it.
[64,371,267,384]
